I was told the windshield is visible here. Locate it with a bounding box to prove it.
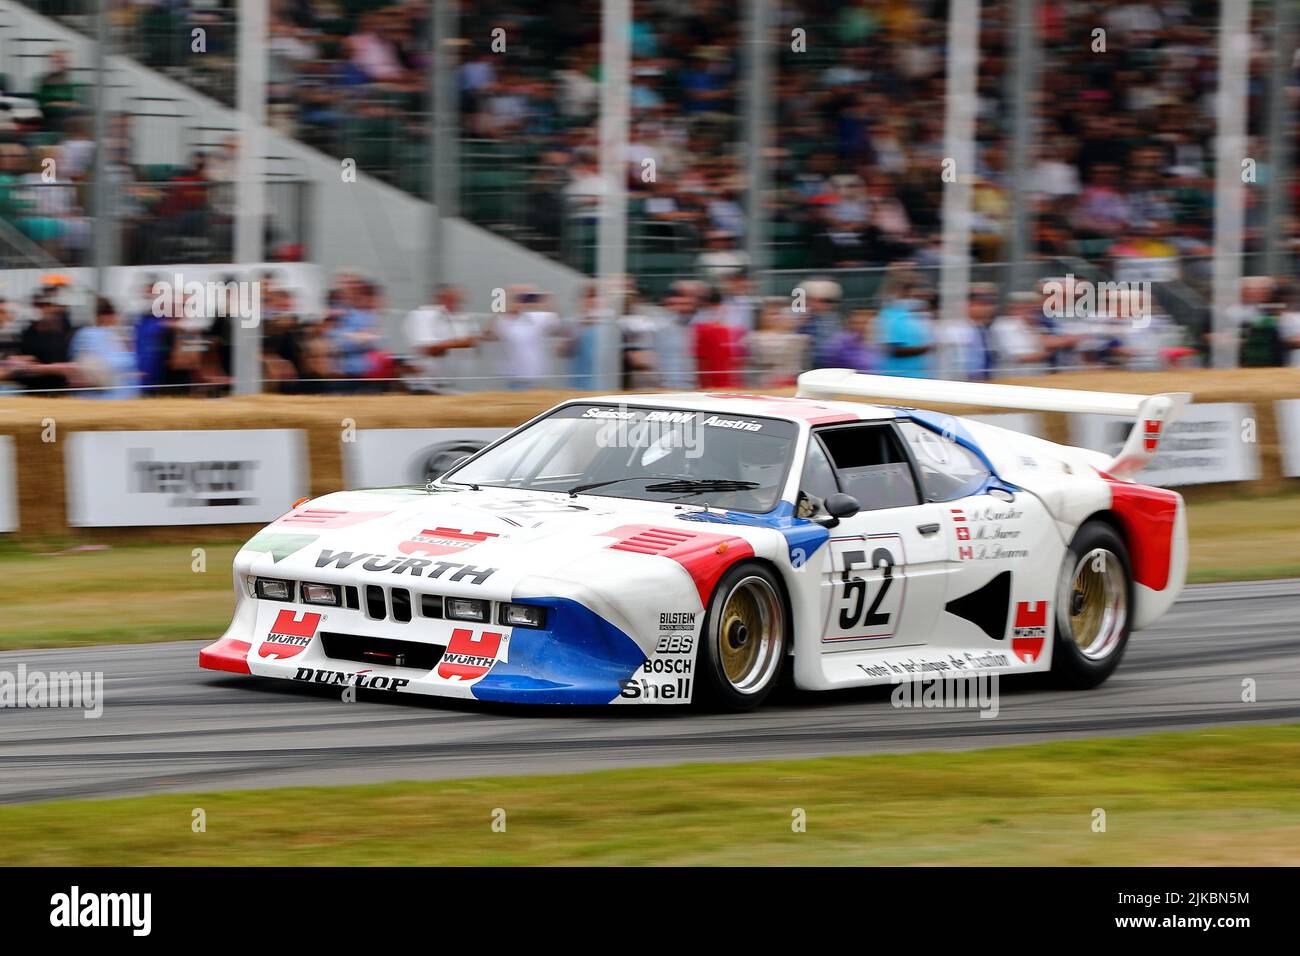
[443,403,800,513]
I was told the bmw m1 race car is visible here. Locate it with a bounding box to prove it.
[200,370,1191,710]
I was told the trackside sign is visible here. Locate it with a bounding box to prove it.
[66,429,308,526]
[1277,400,1300,478]
[0,436,15,532]
[1070,402,1260,486]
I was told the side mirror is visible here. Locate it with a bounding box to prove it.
[825,492,861,518]
[815,492,861,527]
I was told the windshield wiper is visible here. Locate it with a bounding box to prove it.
[567,476,658,498]
[643,479,759,495]
[566,477,760,498]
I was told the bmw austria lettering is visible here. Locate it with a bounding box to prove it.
[201,372,1191,711]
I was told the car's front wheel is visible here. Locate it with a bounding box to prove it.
[696,562,789,711]
[1051,521,1133,688]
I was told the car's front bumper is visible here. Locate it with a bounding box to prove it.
[199,592,670,705]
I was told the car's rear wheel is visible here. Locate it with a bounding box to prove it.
[696,562,788,711]
[1051,521,1132,688]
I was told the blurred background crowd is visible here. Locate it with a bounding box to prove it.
[4,264,1299,397]
[16,0,1286,273]
[0,0,1297,395]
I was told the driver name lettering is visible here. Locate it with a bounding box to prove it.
[970,506,1022,522]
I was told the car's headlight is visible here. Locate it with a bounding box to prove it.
[445,598,489,622]
[255,578,294,602]
[498,602,546,628]
[301,582,340,606]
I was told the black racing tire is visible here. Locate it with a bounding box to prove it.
[1050,520,1133,689]
[695,561,789,711]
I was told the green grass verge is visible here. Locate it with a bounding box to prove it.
[2,724,1298,865]
[0,492,1297,651]
[0,541,239,649]
[1184,493,1300,583]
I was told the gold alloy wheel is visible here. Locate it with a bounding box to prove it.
[717,575,785,694]
[1066,548,1127,660]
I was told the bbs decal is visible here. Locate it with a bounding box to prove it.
[655,634,694,654]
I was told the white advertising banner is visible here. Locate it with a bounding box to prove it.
[66,430,308,527]
[1277,400,1300,478]
[0,437,16,532]
[1070,402,1259,486]
[343,428,507,489]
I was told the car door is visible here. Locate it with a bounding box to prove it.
[807,423,953,649]
[895,419,1065,665]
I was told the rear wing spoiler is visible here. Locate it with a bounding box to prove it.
[795,369,1191,481]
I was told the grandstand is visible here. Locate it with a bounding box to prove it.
[0,0,1296,394]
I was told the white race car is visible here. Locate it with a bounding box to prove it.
[200,371,1190,710]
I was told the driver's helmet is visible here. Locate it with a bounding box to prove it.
[736,432,788,494]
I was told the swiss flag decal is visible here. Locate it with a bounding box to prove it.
[1142,419,1162,452]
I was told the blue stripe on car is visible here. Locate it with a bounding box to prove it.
[675,499,829,567]
[901,410,1020,495]
[472,597,648,705]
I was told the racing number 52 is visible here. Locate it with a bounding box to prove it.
[838,548,895,630]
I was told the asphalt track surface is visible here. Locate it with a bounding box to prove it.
[0,579,1297,804]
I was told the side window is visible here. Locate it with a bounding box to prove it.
[799,436,839,501]
[817,424,921,510]
[897,421,992,501]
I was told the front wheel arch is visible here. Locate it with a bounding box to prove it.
[694,559,792,711]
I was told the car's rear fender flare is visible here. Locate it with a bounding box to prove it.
[1073,494,1187,630]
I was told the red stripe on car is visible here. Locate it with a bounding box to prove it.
[605,524,755,605]
[1100,473,1179,591]
[199,638,253,674]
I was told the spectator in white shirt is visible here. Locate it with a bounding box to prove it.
[403,284,479,393]
[485,286,561,389]
[990,292,1051,374]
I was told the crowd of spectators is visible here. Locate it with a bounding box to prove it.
[265,0,1295,283]
[0,269,372,396]
[400,267,1300,394]
[4,0,1299,397]
[4,261,1300,399]
[1,44,309,266]
[13,1,1298,286]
